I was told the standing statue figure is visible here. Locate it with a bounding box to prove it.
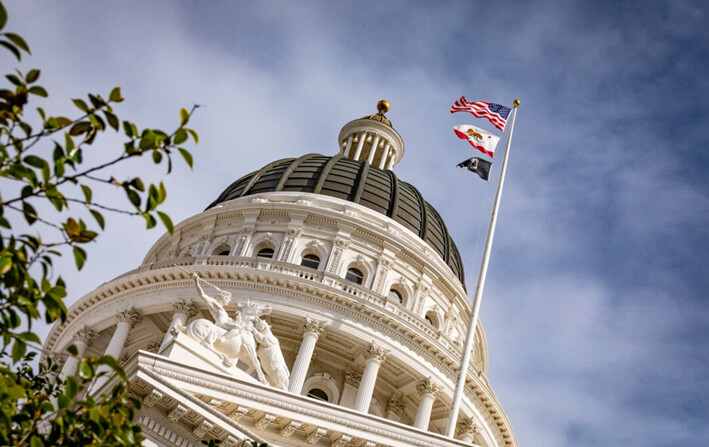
[183,272,270,384]
[252,318,290,390]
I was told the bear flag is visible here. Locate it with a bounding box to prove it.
[453,124,500,158]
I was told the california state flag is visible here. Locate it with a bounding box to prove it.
[453,124,500,158]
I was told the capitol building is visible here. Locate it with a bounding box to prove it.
[43,102,518,447]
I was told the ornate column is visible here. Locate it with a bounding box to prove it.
[234,228,254,256]
[353,132,367,160]
[456,418,478,443]
[373,259,392,294]
[386,152,396,170]
[367,135,381,164]
[90,308,141,393]
[278,228,302,262]
[413,377,440,430]
[342,134,354,156]
[353,342,388,412]
[288,317,326,393]
[158,301,195,352]
[326,239,348,274]
[338,367,361,408]
[59,327,95,380]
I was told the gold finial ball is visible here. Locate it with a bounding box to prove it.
[513,99,521,107]
[377,100,390,114]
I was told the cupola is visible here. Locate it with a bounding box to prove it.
[338,100,405,170]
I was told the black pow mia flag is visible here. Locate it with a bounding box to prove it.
[457,157,492,181]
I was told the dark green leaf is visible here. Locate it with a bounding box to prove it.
[157,211,173,234]
[67,344,79,356]
[18,331,41,344]
[23,155,47,169]
[177,148,193,168]
[4,32,30,53]
[69,121,91,136]
[152,150,162,164]
[126,188,141,207]
[26,68,40,83]
[72,98,89,112]
[90,209,105,230]
[57,393,70,409]
[22,201,37,225]
[123,120,134,137]
[145,213,156,229]
[0,2,7,31]
[73,246,86,270]
[129,177,144,192]
[5,73,21,86]
[81,184,92,203]
[12,339,26,363]
[28,86,48,97]
[104,110,119,130]
[0,40,21,60]
[109,87,124,102]
[30,436,44,447]
[65,376,78,399]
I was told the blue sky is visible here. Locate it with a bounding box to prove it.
[4,1,708,446]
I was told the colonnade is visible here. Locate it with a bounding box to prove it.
[341,131,397,170]
[59,306,446,434]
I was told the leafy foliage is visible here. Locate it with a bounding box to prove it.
[0,2,198,445]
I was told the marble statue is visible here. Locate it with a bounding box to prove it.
[253,317,290,390]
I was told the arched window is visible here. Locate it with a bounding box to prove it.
[300,253,320,269]
[388,289,403,304]
[425,311,440,329]
[256,247,274,258]
[218,249,230,256]
[345,267,364,285]
[306,388,329,402]
[212,243,231,256]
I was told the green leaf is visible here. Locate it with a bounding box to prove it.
[69,121,92,136]
[177,148,193,168]
[0,256,11,274]
[72,98,89,112]
[12,339,26,363]
[26,68,40,83]
[67,344,79,356]
[187,128,199,143]
[97,355,127,380]
[30,435,45,447]
[126,188,141,207]
[152,150,162,164]
[145,213,156,229]
[28,85,48,97]
[157,211,174,234]
[73,246,86,270]
[78,360,93,379]
[180,107,189,125]
[104,110,119,130]
[109,87,124,102]
[129,177,144,192]
[4,32,30,53]
[81,184,92,203]
[23,155,47,169]
[5,73,21,85]
[90,209,105,230]
[22,201,37,225]
[18,331,41,344]
[0,40,21,60]
[57,393,70,409]
[173,128,188,145]
[65,376,78,399]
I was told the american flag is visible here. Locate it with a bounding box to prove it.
[450,97,511,132]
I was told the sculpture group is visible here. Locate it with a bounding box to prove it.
[180,272,289,390]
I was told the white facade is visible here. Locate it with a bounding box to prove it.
[43,108,517,447]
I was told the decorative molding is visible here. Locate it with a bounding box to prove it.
[72,326,96,345]
[307,427,327,444]
[303,316,327,337]
[229,406,249,421]
[193,420,214,438]
[280,421,301,438]
[332,434,352,447]
[142,389,163,408]
[222,436,241,447]
[254,414,275,430]
[345,367,362,387]
[386,394,405,418]
[146,342,161,353]
[167,404,188,422]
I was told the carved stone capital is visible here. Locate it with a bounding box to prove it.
[345,367,362,387]
[456,417,478,437]
[416,377,440,396]
[286,228,302,237]
[363,342,388,363]
[146,342,161,353]
[72,327,96,345]
[387,394,405,417]
[167,405,188,422]
[240,227,254,235]
[303,317,326,337]
[172,301,195,317]
[116,308,142,327]
[334,239,349,248]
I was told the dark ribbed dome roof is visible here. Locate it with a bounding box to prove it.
[207,154,465,284]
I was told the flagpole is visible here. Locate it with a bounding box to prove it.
[445,99,520,438]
